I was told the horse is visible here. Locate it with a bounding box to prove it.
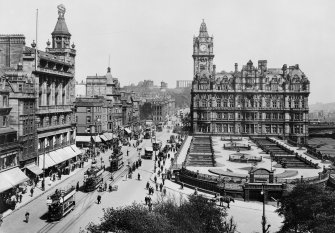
[219,196,235,208]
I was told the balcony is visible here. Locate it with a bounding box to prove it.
[36,67,74,78]
[37,105,72,114]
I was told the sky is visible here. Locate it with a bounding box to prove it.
[1,0,335,104]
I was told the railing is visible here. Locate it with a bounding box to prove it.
[37,105,72,114]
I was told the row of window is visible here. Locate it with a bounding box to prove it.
[0,152,17,171]
[38,114,72,128]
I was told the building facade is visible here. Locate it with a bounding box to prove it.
[0,5,79,176]
[140,96,175,123]
[176,80,192,88]
[190,21,310,144]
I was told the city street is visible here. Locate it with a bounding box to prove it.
[0,129,173,233]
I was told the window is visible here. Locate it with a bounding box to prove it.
[87,107,91,113]
[223,101,228,107]
[2,116,6,126]
[3,96,8,107]
[272,101,277,108]
[217,100,221,107]
[294,100,299,109]
[86,116,91,123]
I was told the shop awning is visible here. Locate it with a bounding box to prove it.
[76,136,91,142]
[1,167,29,190]
[58,148,75,161]
[49,150,65,165]
[92,136,101,143]
[39,154,57,169]
[70,145,82,156]
[0,176,13,193]
[100,135,108,141]
[124,128,131,134]
[103,132,113,140]
[26,164,43,175]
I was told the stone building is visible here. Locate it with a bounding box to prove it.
[140,96,175,123]
[176,80,192,88]
[190,20,310,144]
[0,5,80,175]
[0,78,29,204]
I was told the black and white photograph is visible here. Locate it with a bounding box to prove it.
[0,0,335,232]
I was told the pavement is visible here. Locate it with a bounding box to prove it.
[0,123,283,233]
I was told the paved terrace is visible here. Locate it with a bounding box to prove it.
[186,137,329,180]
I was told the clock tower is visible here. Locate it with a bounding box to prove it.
[192,20,214,79]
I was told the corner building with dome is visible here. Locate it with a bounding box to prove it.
[190,20,310,144]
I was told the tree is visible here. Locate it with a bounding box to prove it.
[84,194,236,233]
[276,183,335,233]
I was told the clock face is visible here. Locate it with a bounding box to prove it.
[200,44,207,52]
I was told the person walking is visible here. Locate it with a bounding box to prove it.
[163,187,167,196]
[104,182,107,191]
[155,183,158,191]
[148,202,153,211]
[146,181,150,190]
[97,195,101,204]
[138,173,141,180]
[25,212,30,223]
[76,181,80,191]
[30,187,34,197]
[160,183,163,192]
[19,194,23,203]
[154,176,157,183]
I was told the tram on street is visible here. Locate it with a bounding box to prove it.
[83,167,104,192]
[153,140,162,151]
[144,147,153,159]
[47,186,76,221]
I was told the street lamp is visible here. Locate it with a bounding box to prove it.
[261,183,271,233]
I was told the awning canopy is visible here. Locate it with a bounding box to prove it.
[39,154,56,169]
[124,128,131,134]
[26,164,43,175]
[59,147,76,161]
[76,136,91,142]
[92,136,101,143]
[103,132,113,140]
[100,135,109,141]
[71,145,82,156]
[0,167,29,192]
[49,150,64,164]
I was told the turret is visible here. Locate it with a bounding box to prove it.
[51,4,71,49]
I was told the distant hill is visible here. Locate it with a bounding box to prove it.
[310,102,335,112]
[167,88,191,109]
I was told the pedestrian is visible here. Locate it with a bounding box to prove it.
[163,187,167,196]
[104,182,107,191]
[148,202,153,211]
[19,194,23,203]
[138,173,141,180]
[16,193,19,203]
[160,183,163,192]
[76,181,80,191]
[154,176,157,183]
[146,181,150,190]
[145,196,148,205]
[25,212,30,223]
[162,178,165,185]
[127,149,129,156]
[97,195,101,204]
[109,184,112,192]
[156,183,158,191]
[30,187,34,197]
[181,183,184,189]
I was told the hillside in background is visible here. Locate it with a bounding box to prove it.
[310,102,335,112]
[167,88,191,109]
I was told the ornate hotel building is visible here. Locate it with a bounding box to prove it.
[190,21,310,144]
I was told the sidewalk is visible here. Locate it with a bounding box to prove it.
[2,158,94,219]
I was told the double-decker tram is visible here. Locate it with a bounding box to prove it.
[47,186,76,221]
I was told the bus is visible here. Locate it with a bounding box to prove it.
[47,186,76,221]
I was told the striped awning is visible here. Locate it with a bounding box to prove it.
[0,167,29,193]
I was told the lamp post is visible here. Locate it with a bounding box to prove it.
[261,183,270,233]
[42,141,46,191]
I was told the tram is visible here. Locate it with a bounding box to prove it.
[47,186,76,221]
[83,167,104,192]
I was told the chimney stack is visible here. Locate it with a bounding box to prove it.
[234,63,238,73]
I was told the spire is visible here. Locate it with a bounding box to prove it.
[52,4,71,36]
[199,19,209,37]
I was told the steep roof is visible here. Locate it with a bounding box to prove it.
[52,5,71,36]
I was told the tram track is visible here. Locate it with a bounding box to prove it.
[36,168,128,233]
